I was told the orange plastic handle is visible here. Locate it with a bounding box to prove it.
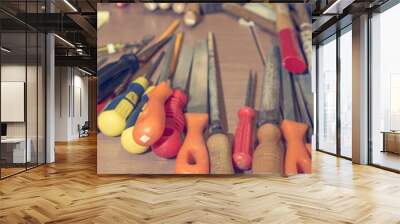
[175,113,209,174]
[281,120,311,176]
[132,81,173,146]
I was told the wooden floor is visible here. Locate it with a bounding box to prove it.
[0,135,400,223]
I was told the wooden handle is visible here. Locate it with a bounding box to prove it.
[175,113,209,174]
[281,120,311,176]
[156,19,180,42]
[252,123,282,174]
[184,3,201,27]
[207,133,234,174]
[132,81,173,146]
[222,3,275,34]
[172,3,186,14]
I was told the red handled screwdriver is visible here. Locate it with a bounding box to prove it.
[152,46,194,158]
[232,71,256,171]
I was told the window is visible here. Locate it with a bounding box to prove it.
[370,3,400,171]
[339,28,352,158]
[317,36,337,154]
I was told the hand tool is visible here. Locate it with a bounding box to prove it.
[97,19,179,103]
[293,3,312,70]
[184,3,201,27]
[275,3,307,74]
[249,26,266,66]
[222,3,275,34]
[172,3,186,14]
[252,47,283,174]
[97,35,171,103]
[232,71,256,171]
[97,51,165,114]
[175,40,209,174]
[121,86,155,154]
[97,51,164,137]
[132,34,180,147]
[97,34,154,56]
[280,51,311,176]
[152,45,193,158]
[144,3,158,11]
[159,3,172,10]
[206,33,234,174]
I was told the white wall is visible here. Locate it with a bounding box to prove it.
[54,67,89,141]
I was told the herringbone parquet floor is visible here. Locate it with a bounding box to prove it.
[1,135,400,224]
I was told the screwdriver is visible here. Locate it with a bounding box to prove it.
[152,45,193,159]
[232,71,256,171]
[275,3,307,74]
[252,47,283,174]
[206,32,234,174]
[175,40,209,174]
[97,51,165,114]
[97,51,165,137]
[132,33,182,147]
[121,86,155,154]
[97,34,154,56]
[98,35,171,104]
[98,20,179,103]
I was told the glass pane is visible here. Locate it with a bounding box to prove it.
[318,37,337,154]
[340,29,352,158]
[1,31,27,177]
[371,3,400,171]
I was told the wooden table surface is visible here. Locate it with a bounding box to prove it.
[97,3,276,174]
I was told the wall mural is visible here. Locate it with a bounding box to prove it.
[96,3,313,175]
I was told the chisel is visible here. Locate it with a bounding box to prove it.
[132,33,183,147]
[176,40,209,174]
[206,32,234,174]
[152,45,193,158]
[232,71,256,171]
[252,47,283,174]
[275,3,307,74]
[97,51,164,137]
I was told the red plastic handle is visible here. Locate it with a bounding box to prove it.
[278,28,307,74]
[152,89,188,158]
[232,107,256,171]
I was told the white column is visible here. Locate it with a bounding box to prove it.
[46,1,55,163]
[352,14,369,164]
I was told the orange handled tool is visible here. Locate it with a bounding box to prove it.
[176,114,209,174]
[280,48,311,176]
[281,120,311,175]
[132,34,181,146]
[233,71,256,171]
[175,40,209,174]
